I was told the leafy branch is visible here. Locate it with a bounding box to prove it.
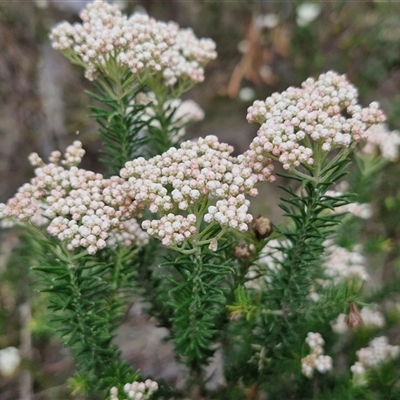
[163,241,233,389]
[231,155,358,387]
[30,232,140,398]
[88,79,149,176]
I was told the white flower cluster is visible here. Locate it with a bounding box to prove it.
[50,0,216,85]
[322,242,369,283]
[204,195,253,232]
[356,336,399,368]
[0,203,14,228]
[142,213,196,247]
[0,142,148,254]
[351,336,400,385]
[110,379,158,400]
[362,122,400,161]
[301,332,333,378]
[359,306,386,328]
[336,202,372,219]
[119,135,259,246]
[107,218,149,248]
[305,331,325,349]
[0,347,20,378]
[331,306,385,334]
[246,71,385,170]
[1,141,86,222]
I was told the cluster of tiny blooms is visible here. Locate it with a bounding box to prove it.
[107,218,149,248]
[245,71,385,170]
[362,123,400,161]
[322,241,369,283]
[0,142,148,254]
[134,92,205,144]
[110,379,158,400]
[50,0,216,85]
[331,306,385,334]
[301,332,333,378]
[325,190,372,219]
[351,337,400,386]
[358,305,385,328]
[118,135,258,246]
[0,203,43,229]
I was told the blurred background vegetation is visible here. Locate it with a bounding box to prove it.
[1,0,400,398]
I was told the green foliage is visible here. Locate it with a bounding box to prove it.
[164,242,234,376]
[217,153,369,398]
[4,4,400,397]
[29,231,140,398]
[257,164,352,350]
[132,239,175,330]
[87,82,149,175]
[145,91,192,157]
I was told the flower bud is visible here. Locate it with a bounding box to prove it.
[252,216,273,240]
[346,302,364,330]
[233,244,252,260]
[209,238,218,252]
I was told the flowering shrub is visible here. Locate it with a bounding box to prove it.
[2,1,400,399]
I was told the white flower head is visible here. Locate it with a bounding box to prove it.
[246,71,385,173]
[1,141,148,254]
[50,0,217,86]
[116,379,159,400]
[362,123,400,161]
[122,136,259,248]
[301,332,332,378]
